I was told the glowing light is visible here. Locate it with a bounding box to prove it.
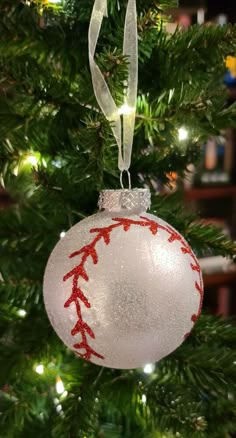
[56,377,65,395]
[118,103,135,116]
[42,158,47,168]
[13,166,19,176]
[141,394,147,404]
[35,364,44,375]
[60,231,66,239]
[178,127,188,141]
[26,155,38,166]
[197,8,205,25]
[218,14,227,26]
[52,159,63,168]
[56,404,63,413]
[17,309,27,318]
[143,363,155,374]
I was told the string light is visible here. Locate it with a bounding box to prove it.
[118,103,135,116]
[35,364,45,375]
[197,8,205,25]
[178,127,188,141]
[53,396,64,415]
[60,231,66,239]
[24,152,45,168]
[26,155,38,166]
[56,404,63,413]
[143,363,155,374]
[13,152,44,175]
[13,166,19,176]
[17,309,27,318]
[141,394,147,404]
[52,159,63,168]
[56,377,65,395]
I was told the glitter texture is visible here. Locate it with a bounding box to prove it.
[43,190,204,369]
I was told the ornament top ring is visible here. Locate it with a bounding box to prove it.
[44,187,203,369]
[98,188,151,213]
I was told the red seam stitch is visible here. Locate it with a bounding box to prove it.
[63,216,203,361]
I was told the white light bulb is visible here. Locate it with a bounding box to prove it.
[53,397,60,405]
[143,363,155,374]
[56,377,65,395]
[56,404,63,413]
[60,231,66,239]
[218,14,227,26]
[197,8,205,25]
[35,364,44,375]
[118,103,135,116]
[17,309,27,318]
[141,394,147,404]
[26,155,38,166]
[52,159,63,168]
[178,127,188,141]
[13,165,19,176]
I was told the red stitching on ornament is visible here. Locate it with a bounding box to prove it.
[63,220,123,361]
[63,216,203,361]
[140,216,204,336]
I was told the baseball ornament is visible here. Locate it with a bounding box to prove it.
[43,189,204,369]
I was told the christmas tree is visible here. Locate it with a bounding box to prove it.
[0,1,236,437]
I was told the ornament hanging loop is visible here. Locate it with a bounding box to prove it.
[120,170,132,190]
[88,0,138,174]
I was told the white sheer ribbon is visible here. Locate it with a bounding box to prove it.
[88,0,138,182]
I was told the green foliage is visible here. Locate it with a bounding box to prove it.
[0,1,236,437]
[0,313,235,437]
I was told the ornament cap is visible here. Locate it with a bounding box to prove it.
[98,188,151,213]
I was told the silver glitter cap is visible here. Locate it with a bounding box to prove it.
[98,188,151,213]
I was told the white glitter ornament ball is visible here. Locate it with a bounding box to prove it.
[43,189,203,369]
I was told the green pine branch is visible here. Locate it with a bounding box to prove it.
[0,2,236,437]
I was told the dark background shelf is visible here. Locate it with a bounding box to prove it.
[185,186,236,201]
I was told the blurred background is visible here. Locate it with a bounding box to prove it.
[208,0,236,23]
[160,0,236,317]
[170,0,236,25]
